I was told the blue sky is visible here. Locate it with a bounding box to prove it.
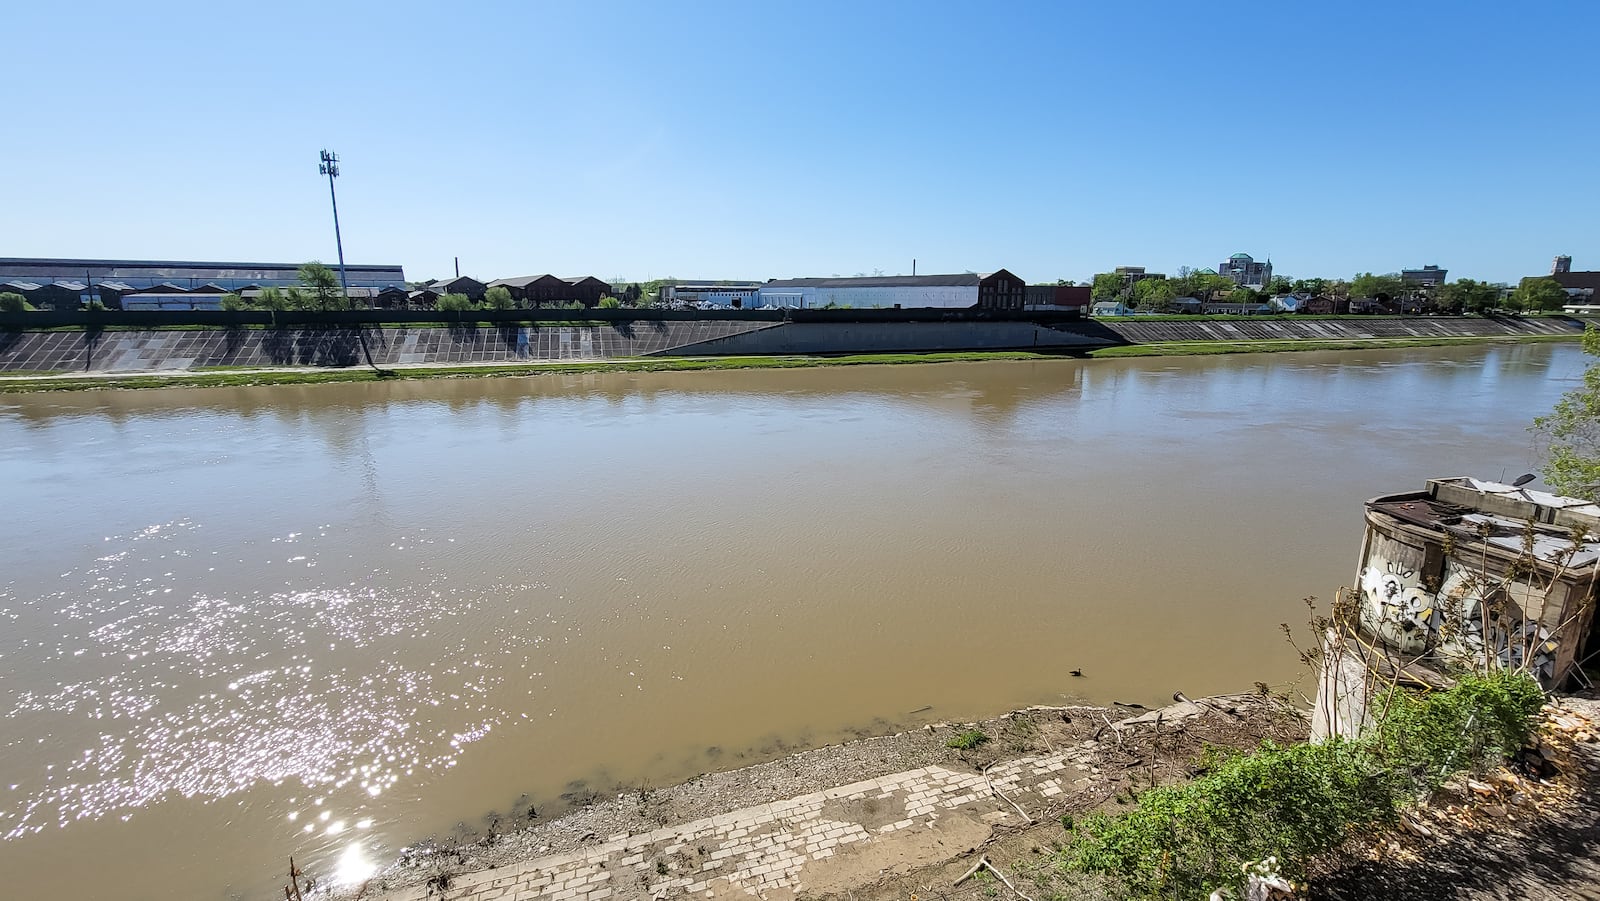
[7,1,1596,285]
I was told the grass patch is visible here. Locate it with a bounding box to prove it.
[0,352,1066,394]
[1087,333,1579,359]
[0,334,1582,394]
[1060,670,1543,898]
[946,729,990,750]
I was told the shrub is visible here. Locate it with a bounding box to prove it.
[946,729,989,750]
[484,286,515,310]
[437,293,477,312]
[1371,670,1544,789]
[0,291,34,312]
[1062,669,1542,896]
[1068,739,1395,896]
[598,295,623,308]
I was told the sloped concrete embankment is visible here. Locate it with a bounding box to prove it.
[648,321,1110,355]
[1101,316,1584,344]
[0,322,782,373]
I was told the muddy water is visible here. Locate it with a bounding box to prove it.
[0,343,1582,899]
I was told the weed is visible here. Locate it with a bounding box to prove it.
[946,729,990,750]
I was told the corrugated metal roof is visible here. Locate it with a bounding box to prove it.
[487,274,557,288]
[764,273,989,289]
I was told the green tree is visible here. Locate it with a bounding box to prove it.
[1534,326,1600,500]
[1438,278,1501,314]
[1132,278,1178,312]
[219,293,247,311]
[1350,272,1407,302]
[1090,272,1126,301]
[1176,268,1234,300]
[598,296,623,308]
[299,261,343,310]
[484,285,515,310]
[1291,277,1329,296]
[1229,286,1263,304]
[437,293,476,312]
[1512,277,1570,312]
[1267,275,1294,296]
[0,291,35,312]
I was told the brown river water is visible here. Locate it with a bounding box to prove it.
[0,343,1584,899]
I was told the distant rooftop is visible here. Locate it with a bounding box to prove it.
[765,273,993,289]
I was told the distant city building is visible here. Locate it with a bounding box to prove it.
[1400,265,1448,287]
[1217,253,1271,288]
[1113,266,1166,290]
[757,271,1024,310]
[1554,255,1573,275]
[658,282,762,308]
[0,256,405,309]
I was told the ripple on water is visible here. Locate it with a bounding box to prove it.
[0,520,550,840]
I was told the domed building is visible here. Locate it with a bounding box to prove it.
[1216,252,1272,288]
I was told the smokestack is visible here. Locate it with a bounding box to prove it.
[913,258,917,276]
[455,256,460,278]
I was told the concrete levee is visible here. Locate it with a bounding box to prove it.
[0,322,779,373]
[654,321,1109,355]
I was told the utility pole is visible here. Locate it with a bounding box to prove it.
[319,149,381,372]
[319,150,350,301]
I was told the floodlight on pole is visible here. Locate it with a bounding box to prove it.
[318,149,351,302]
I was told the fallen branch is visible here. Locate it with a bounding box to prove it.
[953,855,1036,901]
[984,859,1037,901]
[982,765,1035,825]
[1100,713,1124,746]
[954,856,987,885]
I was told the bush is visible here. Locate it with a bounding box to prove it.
[484,286,515,310]
[598,295,623,308]
[1372,670,1544,789]
[1068,740,1395,896]
[437,293,477,312]
[1063,669,1542,896]
[0,291,34,312]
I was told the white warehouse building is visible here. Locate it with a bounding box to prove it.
[757,271,1025,310]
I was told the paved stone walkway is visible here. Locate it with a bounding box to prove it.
[376,743,1103,901]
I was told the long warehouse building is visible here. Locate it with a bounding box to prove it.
[757,271,1026,310]
[0,257,407,308]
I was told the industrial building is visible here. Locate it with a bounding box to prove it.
[657,282,762,308]
[486,274,615,306]
[756,271,1025,310]
[0,257,406,309]
[1024,284,1091,312]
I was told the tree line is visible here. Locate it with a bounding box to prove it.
[1086,266,1571,314]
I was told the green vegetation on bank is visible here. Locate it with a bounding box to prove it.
[1534,325,1600,501]
[0,352,1061,393]
[0,333,1580,394]
[1087,333,1577,358]
[1061,670,1543,898]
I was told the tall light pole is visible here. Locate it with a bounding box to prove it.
[319,149,350,300]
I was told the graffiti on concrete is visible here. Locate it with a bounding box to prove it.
[1359,555,1559,682]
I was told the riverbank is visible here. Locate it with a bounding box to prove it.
[329,694,1301,901]
[324,692,1600,901]
[0,333,1578,394]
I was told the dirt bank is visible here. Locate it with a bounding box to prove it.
[330,694,1302,900]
